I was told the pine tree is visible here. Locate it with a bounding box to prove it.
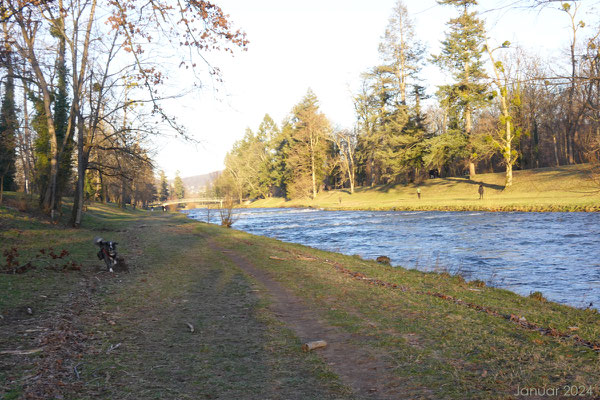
[174,171,185,199]
[285,90,330,199]
[378,0,425,105]
[432,0,489,177]
[159,170,169,202]
[256,114,281,197]
[354,2,427,185]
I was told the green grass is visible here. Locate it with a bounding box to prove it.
[249,164,600,211]
[0,201,350,399]
[2,199,599,399]
[209,226,600,398]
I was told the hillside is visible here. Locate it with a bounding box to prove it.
[250,164,600,212]
[170,170,222,194]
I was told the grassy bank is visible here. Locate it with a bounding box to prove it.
[1,201,599,398]
[249,164,600,211]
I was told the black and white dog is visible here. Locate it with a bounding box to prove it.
[95,237,118,273]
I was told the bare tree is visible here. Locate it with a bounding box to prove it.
[331,128,358,193]
[485,40,520,187]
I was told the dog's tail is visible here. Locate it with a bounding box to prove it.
[94,237,104,246]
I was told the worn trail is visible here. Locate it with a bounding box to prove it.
[209,238,407,400]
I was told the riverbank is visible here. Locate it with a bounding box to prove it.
[248,164,600,212]
[2,202,599,398]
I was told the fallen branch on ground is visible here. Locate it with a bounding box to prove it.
[0,348,43,355]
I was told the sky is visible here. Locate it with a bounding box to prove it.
[154,0,599,179]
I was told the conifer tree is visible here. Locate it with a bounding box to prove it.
[159,170,169,202]
[433,0,489,177]
[174,171,185,199]
[285,90,330,199]
[0,27,17,203]
[378,0,424,106]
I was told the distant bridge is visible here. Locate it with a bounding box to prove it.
[152,198,224,207]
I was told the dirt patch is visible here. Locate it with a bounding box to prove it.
[208,239,408,399]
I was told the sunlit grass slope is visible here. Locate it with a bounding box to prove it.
[250,164,600,211]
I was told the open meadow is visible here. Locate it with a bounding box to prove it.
[249,165,600,212]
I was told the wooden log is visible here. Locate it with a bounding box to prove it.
[302,340,327,352]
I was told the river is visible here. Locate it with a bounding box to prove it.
[184,208,600,309]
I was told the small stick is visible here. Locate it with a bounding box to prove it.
[106,343,121,354]
[74,363,81,379]
[186,323,195,333]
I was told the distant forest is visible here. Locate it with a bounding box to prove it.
[217,0,600,201]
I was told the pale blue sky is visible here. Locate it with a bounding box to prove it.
[155,0,599,178]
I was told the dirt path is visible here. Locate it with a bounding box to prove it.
[208,239,407,400]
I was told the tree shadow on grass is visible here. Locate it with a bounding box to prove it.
[444,178,505,191]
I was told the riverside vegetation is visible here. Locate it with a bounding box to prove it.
[1,198,599,399]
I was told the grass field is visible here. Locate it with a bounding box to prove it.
[1,199,599,399]
[249,164,600,212]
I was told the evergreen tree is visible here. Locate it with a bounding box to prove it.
[32,94,51,207]
[255,114,281,197]
[53,26,73,205]
[0,37,17,202]
[432,0,489,177]
[159,170,169,201]
[174,171,185,199]
[378,0,425,105]
[354,2,428,185]
[284,90,330,199]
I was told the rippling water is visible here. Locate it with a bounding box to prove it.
[184,208,600,309]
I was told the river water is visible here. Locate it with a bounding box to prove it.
[184,208,600,309]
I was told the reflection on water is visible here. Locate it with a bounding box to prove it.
[184,208,600,309]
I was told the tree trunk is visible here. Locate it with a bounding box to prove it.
[553,135,560,167]
[70,121,87,227]
[465,104,476,177]
[310,146,317,199]
[505,120,513,187]
[120,176,127,208]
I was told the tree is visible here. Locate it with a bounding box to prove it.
[5,0,247,224]
[159,170,169,202]
[255,114,281,197]
[484,40,522,187]
[331,128,358,193]
[433,0,489,177]
[378,0,424,105]
[285,90,330,199]
[6,0,99,221]
[353,2,427,186]
[0,22,17,203]
[174,171,185,199]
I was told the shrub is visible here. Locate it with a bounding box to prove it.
[529,291,547,302]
